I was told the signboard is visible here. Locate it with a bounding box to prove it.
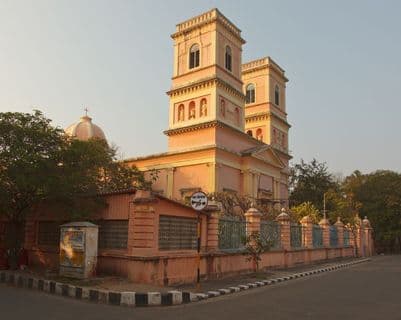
[190,191,208,211]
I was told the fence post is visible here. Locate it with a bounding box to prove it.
[335,217,344,248]
[355,215,363,257]
[300,215,313,249]
[362,216,373,256]
[245,207,261,236]
[319,218,330,247]
[277,208,291,251]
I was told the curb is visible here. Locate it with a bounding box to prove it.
[0,258,370,307]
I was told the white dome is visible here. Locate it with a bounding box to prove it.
[65,115,106,141]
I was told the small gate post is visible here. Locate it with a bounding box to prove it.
[335,217,344,248]
[245,207,262,237]
[300,215,313,249]
[319,218,330,247]
[362,216,373,256]
[277,209,291,251]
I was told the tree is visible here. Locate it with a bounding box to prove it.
[289,159,338,210]
[0,111,149,254]
[208,191,281,220]
[291,202,321,224]
[348,170,401,252]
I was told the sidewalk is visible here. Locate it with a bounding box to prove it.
[10,257,360,294]
[1,257,370,307]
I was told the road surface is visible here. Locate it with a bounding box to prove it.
[1,255,400,320]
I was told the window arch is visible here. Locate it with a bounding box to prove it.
[246,84,255,104]
[189,44,200,69]
[188,101,196,119]
[225,46,232,71]
[247,130,253,137]
[178,104,185,122]
[256,128,263,141]
[274,85,280,106]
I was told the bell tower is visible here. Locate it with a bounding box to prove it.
[165,8,246,152]
[242,57,291,158]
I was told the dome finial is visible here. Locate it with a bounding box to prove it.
[84,107,89,117]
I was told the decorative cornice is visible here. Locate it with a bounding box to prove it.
[167,76,245,101]
[245,111,291,128]
[171,8,245,44]
[242,56,288,82]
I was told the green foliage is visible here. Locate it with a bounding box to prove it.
[347,170,401,252]
[289,159,338,210]
[0,110,150,224]
[291,202,321,224]
[209,191,281,220]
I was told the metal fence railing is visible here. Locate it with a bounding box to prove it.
[260,221,281,249]
[218,217,247,251]
[330,225,338,247]
[343,229,351,247]
[290,223,303,248]
[312,225,323,248]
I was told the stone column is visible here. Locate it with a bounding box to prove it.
[319,218,330,247]
[277,208,291,251]
[245,207,262,236]
[335,217,344,248]
[128,190,158,256]
[300,215,313,249]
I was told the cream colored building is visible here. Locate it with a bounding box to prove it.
[67,9,291,206]
[123,9,291,206]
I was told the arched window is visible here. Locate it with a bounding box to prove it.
[189,44,200,69]
[200,98,207,117]
[246,84,255,104]
[247,130,253,137]
[188,101,196,119]
[225,46,232,71]
[274,85,280,106]
[178,104,185,122]
[256,128,263,141]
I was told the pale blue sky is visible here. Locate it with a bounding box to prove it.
[1,0,400,175]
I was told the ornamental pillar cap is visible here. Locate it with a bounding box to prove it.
[276,208,290,222]
[133,189,156,203]
[319,218,330,226]
[362,216,371,228]
[334,216,344,227]
[300,215,313,224]
[245,207,261,217]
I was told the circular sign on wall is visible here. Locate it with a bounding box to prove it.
[190,191,208,211]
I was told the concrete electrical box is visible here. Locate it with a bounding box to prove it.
[59,222,98,279]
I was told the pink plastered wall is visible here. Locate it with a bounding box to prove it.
[218,165,241,193]
[172,164,211,199]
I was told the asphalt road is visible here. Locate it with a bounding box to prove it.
[1,255,400,320]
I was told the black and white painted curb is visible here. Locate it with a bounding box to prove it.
[0,258,370,307]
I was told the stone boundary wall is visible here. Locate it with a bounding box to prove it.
[20,190,374,286]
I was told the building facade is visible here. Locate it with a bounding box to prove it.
[124,9,291,206]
